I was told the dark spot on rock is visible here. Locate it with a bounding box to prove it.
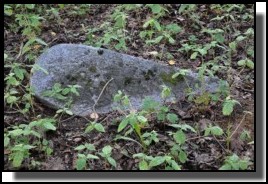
[84,50,90,55]
[143,70,155,80]
[160,72,183,85]
[66,74,71,80]
[95,74,100,78]
[86,79,92,88]
[89,66,97,73]
[124,77,132,86]
[99,81,106,87]
[118,61,124,67]
[97,49,104,55]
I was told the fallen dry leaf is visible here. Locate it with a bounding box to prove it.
[90,112,99,119]
[147,51,158,56]
[168,60,176,65]
[50,31,56,36]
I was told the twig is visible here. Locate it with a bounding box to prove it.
[92,78,114,121]
[60,78,114,123]
[213,135,228,153]
[230,111,252,139]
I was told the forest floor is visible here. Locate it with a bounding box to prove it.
[4,4,255,170]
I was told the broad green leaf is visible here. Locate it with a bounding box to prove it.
[229,154,240,162]
[25,4,35,9]
[139,160,149,170]
[154,21,162,31]
[137,116,147,124]
[107,157,117,167]
[173,130,186,145]
[219,164,232,170]
[94,123,105,133]
[85,124,94,133]
[142,97,159,111]
[236,35,246,42]
[237,60,246,66]
[12,151,24,168]
[43,121,56,131]
[74,145,86,151]
[179,151,187,163]
[196,48,207,56]
[149,156,166,168]
[14,67,25,80]
[85,143,96,151]
[246,59,254,69]
[166,23,181,34]
[223,99,240,116]
[7,76,20,86]
[229,41,236,51]
[35,38,47,46]
[166,113,179,124]
[6,96,18,104]
[61,88,70,95]
[102,145,112,155]
[118,118,129,132]
[65,110,73,115]
[239,160,249,170]
[133,153,146,159]
[76,158,87,170]
[86,154,99,160]
[190,52,198,59]
[9,129,24,137]
[161,85,171,98]
[148,4,162,14]
[168,36,175,44]
[211,126,223,136]
[170,160,181,170]
[4,136,10,147]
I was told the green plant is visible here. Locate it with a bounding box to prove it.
[146,4,167,17]
[219,154,252,170]
[140,19,182,45]
[142,130,159,146]
[133,153,181,170]
[239,129,251,142]
[9,144,36,168]
[4,118,57,168]
[117,112,148,149]
[85,121,105,133]
[237,58,254,69]
[222,96,241,116]
[74,143,99,170]
[98,145,116,168]
[204,125,224,136]
[42,83,81,101]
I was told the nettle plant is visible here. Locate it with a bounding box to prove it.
[4,118,56,168]
[133,153,181,170]
[219,154,252,170]
[140,18,182,45]
[74,143,99,170]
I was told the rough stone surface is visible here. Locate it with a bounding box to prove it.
[31,44,221,117]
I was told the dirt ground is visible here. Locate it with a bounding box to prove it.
[4,4,254,170]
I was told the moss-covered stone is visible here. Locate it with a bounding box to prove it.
[160,72,184,85]
[143,70,156,80]
[88,66,97,73]
[124,77,132,86]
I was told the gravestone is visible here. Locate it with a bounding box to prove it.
[30,44,221,117]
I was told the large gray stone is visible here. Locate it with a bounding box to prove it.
[30,44,221,117]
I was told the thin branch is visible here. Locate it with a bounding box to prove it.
[92,78,114,121]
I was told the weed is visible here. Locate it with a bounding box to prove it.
[219,154,252,170]
[98,145,117,168]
